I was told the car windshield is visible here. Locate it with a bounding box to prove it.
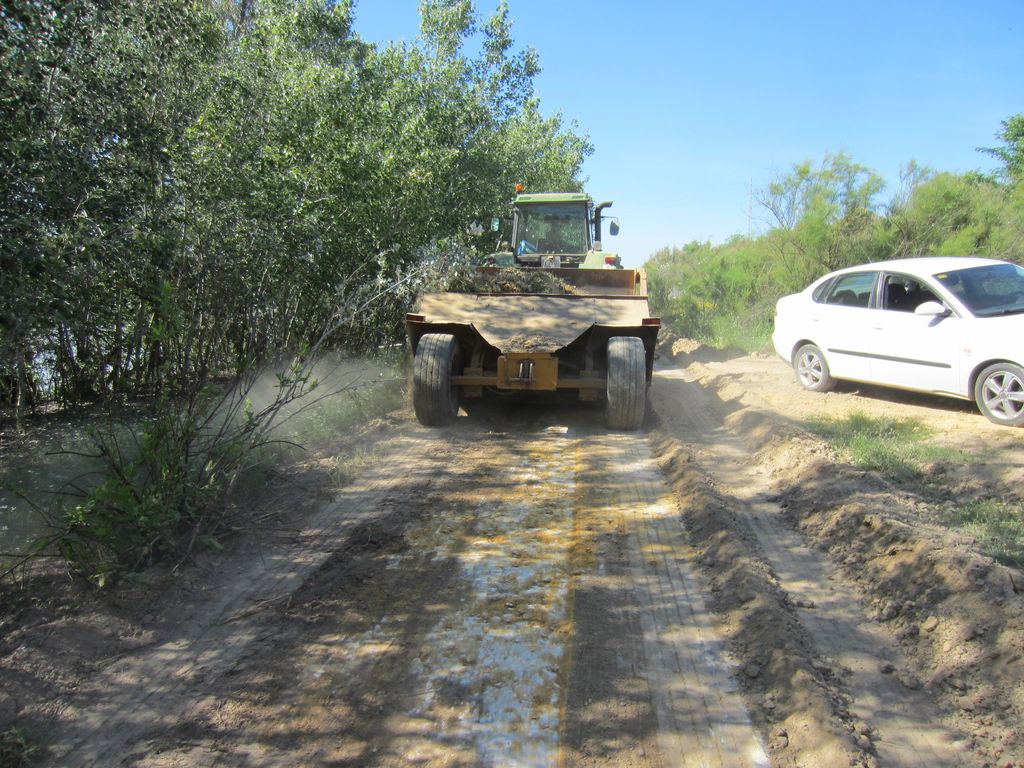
[933,263,1024,317]
[515,203,589,255]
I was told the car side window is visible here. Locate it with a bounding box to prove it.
[823,272,877,308]
[881,274,939,313]
[811,278,834,303]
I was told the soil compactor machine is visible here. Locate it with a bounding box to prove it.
[406,192,660,430]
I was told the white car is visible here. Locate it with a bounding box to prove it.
[772,256,1024,426]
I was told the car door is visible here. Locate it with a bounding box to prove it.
[867,272,962,394]
[811,270,878,382]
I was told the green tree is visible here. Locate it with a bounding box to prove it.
[755,151,887,284]
[1,0,592,414]
[1,0,222,416]
[979,113,1024,184]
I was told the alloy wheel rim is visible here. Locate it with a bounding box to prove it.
[983,371,1024,420]
[798,353,822,387]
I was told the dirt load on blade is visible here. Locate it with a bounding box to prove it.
[406,192,660,430]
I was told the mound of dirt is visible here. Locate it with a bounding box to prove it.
[492,334,566,352]
[674,347,1024,765]
[650,432,869,766]
[776,481,1024,762]
[447,266,579,295]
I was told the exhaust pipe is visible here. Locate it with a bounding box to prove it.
[593,201,613,249]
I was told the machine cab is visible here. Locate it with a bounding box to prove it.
[513,194,590,263]
[509,193,619,269]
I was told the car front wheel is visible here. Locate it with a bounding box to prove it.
[794,343,835,392]
[974,362,1024,427]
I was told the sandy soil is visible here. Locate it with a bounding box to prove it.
[652,336,1024,767]
[1,341,1022,767]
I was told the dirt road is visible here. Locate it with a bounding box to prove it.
[3,345,1022,767]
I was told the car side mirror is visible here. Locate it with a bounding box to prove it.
[915,301,951,317]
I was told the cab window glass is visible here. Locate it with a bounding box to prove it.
[515,204,588,255]
[824,272,877,308]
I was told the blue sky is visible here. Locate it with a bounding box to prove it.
[352,1,1024,267]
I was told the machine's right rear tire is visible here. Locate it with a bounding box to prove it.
[606,336,646,430]
[413,333,461,426]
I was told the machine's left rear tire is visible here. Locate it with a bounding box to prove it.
[413,333,461,426]
[606,336,646,430]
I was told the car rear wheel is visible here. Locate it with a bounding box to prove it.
[794,343,835,392]
[607,336,646,430]
[413,333,461,426]
[974,362,1024,427]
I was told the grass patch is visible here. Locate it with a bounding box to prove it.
[1,352,409,585]
[803,412,964,486]
[0,726,39,768]
[707,312,773,354]
[803,411,1024,568]
[949,500,1024,568]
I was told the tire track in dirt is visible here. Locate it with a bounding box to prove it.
[37,405,776,767]
[257,412,765,767]
[397,423,577,765]
[578,427,769,767]
[651,362,971,766]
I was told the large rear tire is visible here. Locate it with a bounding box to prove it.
[413,333,461,426]
[606,336,646,430]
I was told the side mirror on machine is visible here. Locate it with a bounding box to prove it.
[609,220,620,236]
[490,217,501,232]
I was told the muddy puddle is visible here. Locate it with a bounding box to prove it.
[405,424,576,763]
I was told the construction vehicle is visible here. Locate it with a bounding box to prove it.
[406,191,660,430]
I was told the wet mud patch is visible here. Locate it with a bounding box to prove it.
[401,424,578,766]
[118,416,588,766]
